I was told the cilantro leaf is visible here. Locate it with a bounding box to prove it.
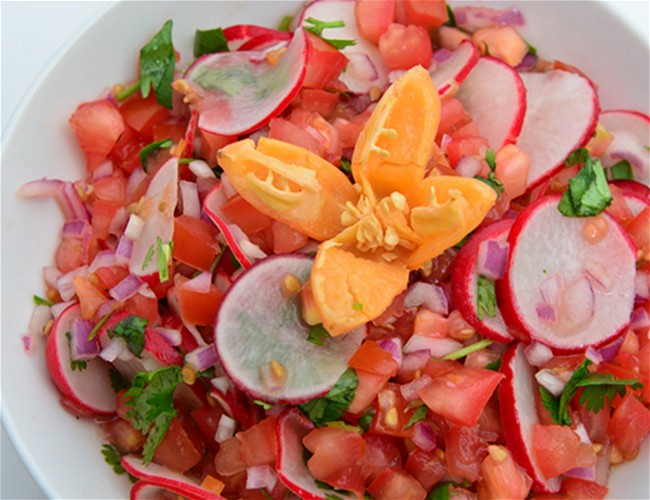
[404,405,428,429]
[109,367,130,393]
[140,20,175,109]
[607,160,633,181]
[278,15,293,32]
[340,157,352,174]
[33,294,52,306]
[194,27,228,57]
[443,4,457,28]
[427,482,451,500]
[564,147,590,167]
[527,42,538,56]
[475,172,505,198]
[558,152,612,217]
[485,149,497,171]
[299,369,358,426]
[307,324,331,346]
[108,315,148,358]
[485,358,502,371]
[577,373,642,413]
[156,237,173,283]
[538,385,562,424]
[304,18,356,50]
[358,409,375,433]
[122,366,182,464]
[476,275,497,320]
[101,444,127,475]
[140,139,173,170]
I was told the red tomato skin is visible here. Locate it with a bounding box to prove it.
[219,193,274,236]
[446,135,490,167]
[367,468,427,500]
[125,292,160,324]
[152,120,187,143]
[214,436,247,476]
[110,125,144,174]
[93,173,127,205]
[199,129,237,167]
[355,0,396,44]
[173,215,221,272]
[560,477,608,499]
[190,406,224,449]
[348,369,390,415]
[143,327,183,366]
[303,33,349,89]
[371,383,417,438]
[271,220,309,254]
[55,236,88,273]
[349,340,400,376]
[104,417,146,454]
[297,89,340,119]
[236,417,278,467]
[176,283,224,326]
[360,434,403,485]
[445,425,489,483]
[405,448,446,491]
[91,200,121,241]
[533,424,597,479]
[70,99,125,171]
[152,417,202,473]
[479,445,532,500]
[607,393,650,458]
[378,23,433,70]
[399,0,449,30]
[93,265,130,291]
[119,92,170,140]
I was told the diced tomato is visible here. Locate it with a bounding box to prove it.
[105,417,146,454]
[349,340,400,376]
[303,33,349,89]
[607,393,650,458]
[367,468,426,500]
[627,206,650,259]
[153,417,202,473]
[332,107,373,150]
[191,406,225,448]
[445,425,489,482]
[413,309,448,338]
[398,0,449,30]
[176,280,224,326]
[55,236,88,273]
[371,383,417,438]
[348,369,390,414]
[360,434,403,485]
[110,125,144,174]
[419,365,504,427]
[446,135,490,167]
[70,99,125,172]
[160,312,199,354]
[91,200,121,241]
[152,120,187,143]
[495,144,530,200]
[141,271,175,299]
[297,89,340,119]
[479,445,532,499]
[214,436,247,476]
[437,98,471,142]
[421,358,457,379]
[119,92,170,140]
[288,109,343,164]
[143,326,182,366]
[93,265,130,291]
[405,448,446,491]
[219,193,274,236]
[533,424,597,479]
[93,173,127,205]
[270,220,309,254]
[269,117,323,156]
[125,291,160,324]
[378,23,433,70]
[172,215,221,272]
[355,0,396,44]
[236,417,278,467]
[72,274,109,320]
[559,477,609,499]
[199,129,237,167]
[303,426,366,494]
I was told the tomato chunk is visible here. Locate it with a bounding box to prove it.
[445,425,488,482]
[119,92,170,140]
[367,468,426,500]
[173,215,221,271]
[479,445,532,499]
[348,340,400,376]
[607,393,650,458]
[303,32,349,89]
[355,0,396,44]
[398,0,449,30]
[533,424,597,479]
[378,23,433,70]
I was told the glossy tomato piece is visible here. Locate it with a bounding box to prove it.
[533,424,597,479]
[91,200,121,241]
[349,340,400,376]
[236,417,278,467]
[367,467,426,500]
[125,292,160,324]
[219,193,274,236]
[93,173,127,204]
[214,436,247,476]
[479,445,532,499]
[360,434,403,485]
[153,417,202,473]
[398,0,449,30]
[173,215,221,272]
[72,274,109,320]
[405,448,446,491]
[378,23,433,70]
[297,89,340,119]
[607,393,650,458]
[191,406,225,447]
[356,0,396,44]
[348,369,390,415]
[303,32,349,89]
[559,477,608,499]
[152,120,187,143]
[199,129,237,167]
[445,425,489,483]
[93,265,130,291]
[144,327,183,366]
[176,280,224,326]
[105,417,146,454]
[371,383,417,438]
[70,99,125,171]
[55,236,88,273]
[119,92,170,140]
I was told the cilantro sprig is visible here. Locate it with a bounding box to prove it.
[476,275,497,320]
[539,360,642,425]
[140,20,176,109]
[474,149,505,198]
[304,18,356,50]
[122,366,182,463]
[108,315,148,358]
[307,324,331,346]
[299,369,358,426]
[558,149,613,217]
[140,138,173,170]
[194,27,228,57]
[404,404,428,429]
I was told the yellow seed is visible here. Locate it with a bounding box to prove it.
[435,448,446,462]
[181,365,197,385]
[384,407,399,428]
[270,359,287,384]
[113,84,125,94]
[281,273,302,297]
[43,319,55,336]
[592,443,603,454]
[609,444,623,464]
[369,86,382,102]
[487,445,509,462]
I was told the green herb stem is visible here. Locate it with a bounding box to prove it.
[442,338,494,361]
[115,80,140,102]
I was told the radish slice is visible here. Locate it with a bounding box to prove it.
[611,180,650,213]
[299,0,389,93]
[600,110,650,187]
[44,303,116,415]
[203,183,267,268]
[183,29,307,136]
[455,56,526,149]
[499,195,636,351]
[223,24,286,50]
[129,158,178,276]
[429,41,479,97]
[499,343,561,493]
[517,70,599,189]
[130,481,224,500]
[214,254,365,403]
[276,409,325,500]
[238,32,292,52]
[451,219,515,343]
[122,456,223,500]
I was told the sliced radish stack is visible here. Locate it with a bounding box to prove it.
[223,24,286,50]
[516,70,599,189]
[299,0,389,93]
[276,409,325,500]
[499,343,561,493]
[214,254,365,403]
[455,56,526,149]
[498,195,636,351]
[600,110,650,187]
[45,303,117,415]
[451,219,515,343]
[122,455,223,500]
[428,41,479,97]
[183,28,307,136]
[203,183,267,268]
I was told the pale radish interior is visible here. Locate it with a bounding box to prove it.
[429,41,478,96]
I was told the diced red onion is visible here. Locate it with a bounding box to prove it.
[404,282,449,315]
[126,167,146,200]
[635,270,649,301]
[43,266,62,288]
[154,327,182,347]
[63,182,90,222]
[56,265,89,301]
[215,269,233,294]
[455,156,482,178]
[246,465,277,491]
[109,207,129,237]
[28,305,52,335]
[89,250,117,273]
[597,336,624,363]
[99,337,128,363]
[189,159,216,179]
[22,334,35,353]
[564,466,596,482]
[562,277,595,325]
[524,342,553,366]
[535,303,557,323]
[180,180,200,218]
[344,52,379,82]
[412,421,436,452]
[62,219,89,238]
[400,375,433,403]
[182,272,212,294]
[516,53,538,71]
[454,6,525,32]
[534,368,566,397]
[539,273,564,306]
[398,350,430,379]
[211,376,232,394]
[91,161,113,180]
[585,260,612,291]
[574,423,592,445]
[236,229,267,260]
[388,69,407,84]
[432,48,453,64]
[124,214,145,240]
[404,335,462,358]
[51,300,75,319]
[585,346,604,366]
[186,344,219,372]
[17,178,76,220]
[215,414,237,443]
[70,317,100,361]
[476,239,509,280]
[139,285,156,299]
[109,274,146,302]
[378,338,403,367]
[97,300,118,319]
[629,307,650,331]
[115,236,134,265]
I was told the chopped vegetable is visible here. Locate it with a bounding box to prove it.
[139,20,175,109]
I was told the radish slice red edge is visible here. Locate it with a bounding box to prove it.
[498,195,636,352]
[122,455,224,500]
[202,183,266,269]
[184,29,307,136]
[214,254,365,404]
[455,56,526,149]
[517,70,599,190]
[223,24,285,50]
[238,32,292,52]
[451,219,515,343]
[600,109,650,187]
[611,179,650,216]
[45,303,117,415]
[276,408,325,500]
[299,0,389,94]
[498,343,561,493]
[429,41,479,97]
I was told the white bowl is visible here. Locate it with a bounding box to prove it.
[1,1,648,499]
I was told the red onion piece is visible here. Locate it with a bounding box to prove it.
[516,53,538,72]
[211,376,232,394]
[629,307,650,331]
[56,266,89,301]
[215,414,237,443]
[189,159,216,179]
[476,239,509,280]
[404,335,462,358]
[99,337,128,363]
[126,167,147,200]
[597,336,624,363]
[22,334,35,353]
[378,338,403,367]
[412,421,437,452]
[115,236,134,265]
[89,250,117,273]
[51,300,76,319]
[535,303,557,323]
[344,52,379,83]
[400,375,433,403]
[455,156,482,178]
[404,282,449,315]
[62,219,89,238]
[109,207,129,237]
[454,6,525,32]
[524,342,553,367]
[246,465,278,491]
[154,327,182,347]
[432,48,453,64]
[43,266,62,288]
[17,179,72,219]
[181,272,212,294]
[97,299,118,319]
[63,182,90,222]
[398,350,430,379]
[440,134,453,154]
[180,180,200,218]
[534,368,567,397]
[186,344,219,372]
[564,466,596,482]
[585,346,604,366]
[635,270,649,301]
[91,161,113,180]
[70,317,100,360]
[109,274,146,302]
[388,69,407,84]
